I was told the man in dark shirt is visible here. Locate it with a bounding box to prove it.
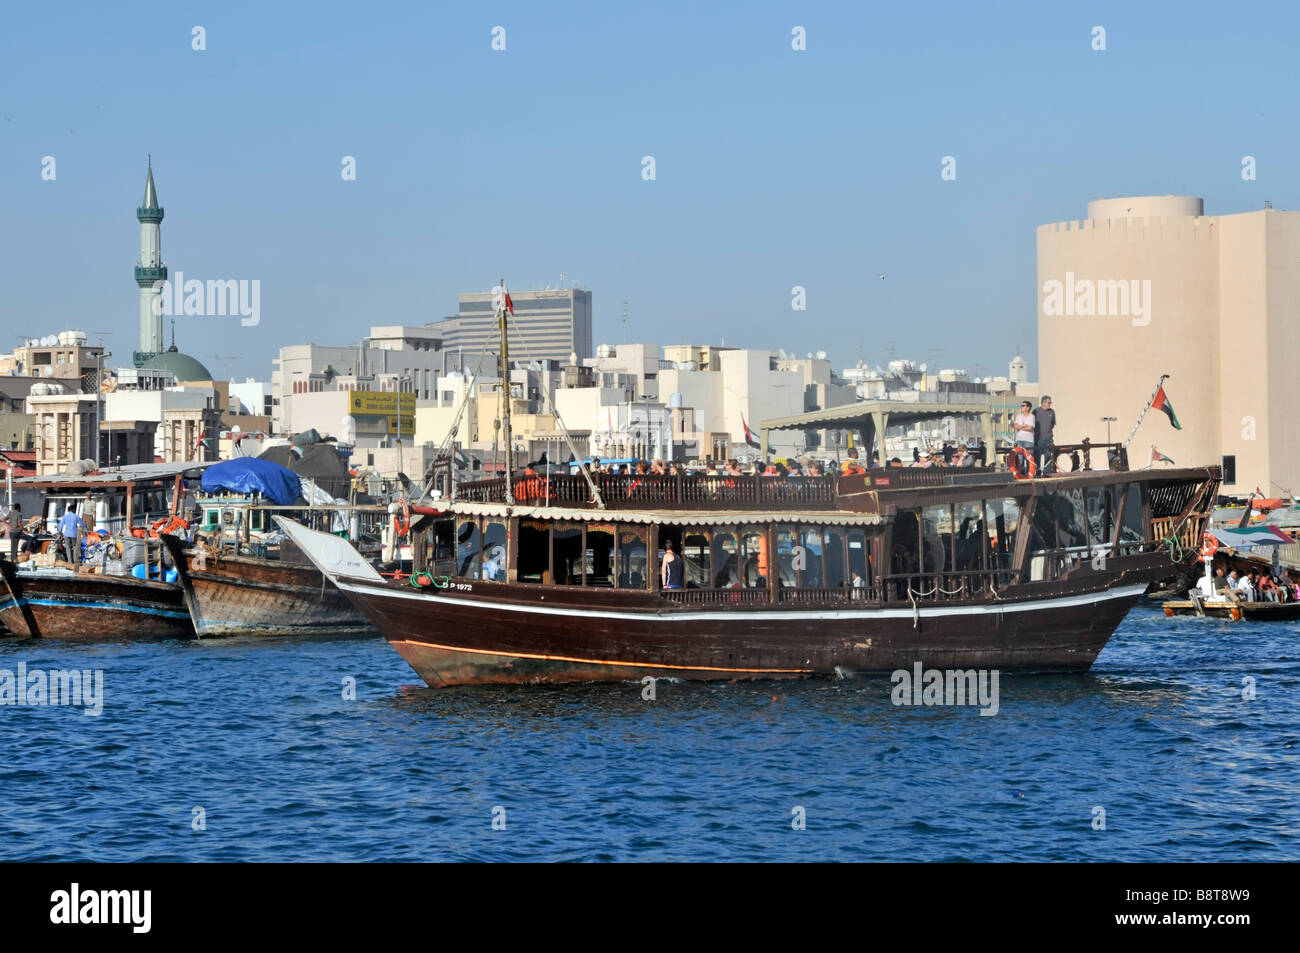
[1033,396,1057,474]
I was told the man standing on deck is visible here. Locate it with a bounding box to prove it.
[1033,396,1057,474]
[77,491,96,533]
[57,505,86,565]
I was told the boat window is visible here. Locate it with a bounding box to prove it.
[1118,483,1145,548]
[775,525,799,588]
[1030,494,1057,552]
[823,526,846,589]
[984,499,1020,583]
[847,528,870,594]
[952,501,985,573]
[1085,486,1113,550]
[681,529,710,589]
[711,529,739,588]
[799,526,825,588]
[585,524,615,587]
[517,520,550,583]
[482,519,508,581]
[456,518,481,578]
[739,525,769,588]
[1056,488,1089,551]
[552,523,583,585]
[920,505,950,574]
[617,527,648,589]
[423,518,456,573]
[890,511,921,597]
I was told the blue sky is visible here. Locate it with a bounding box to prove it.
[2,1,1296,382]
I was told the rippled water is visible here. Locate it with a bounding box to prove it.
[0,604,1295,861]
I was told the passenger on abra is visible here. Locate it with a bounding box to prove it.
[840,447,865,475]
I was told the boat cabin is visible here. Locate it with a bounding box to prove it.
[413,466,1219,606]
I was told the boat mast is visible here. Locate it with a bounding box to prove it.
[1122,374,1170,451]
[499,277,514,505]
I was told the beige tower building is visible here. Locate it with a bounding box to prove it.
[1038,195,1300,495]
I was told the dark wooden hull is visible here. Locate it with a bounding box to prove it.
[332,574,1150,687]
[161,535,375,639]
[0,559,192,641]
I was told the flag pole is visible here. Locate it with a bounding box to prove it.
[1122,374,1170,451]
[498,277,514,505]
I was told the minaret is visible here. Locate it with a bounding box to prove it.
[134,156,166,366]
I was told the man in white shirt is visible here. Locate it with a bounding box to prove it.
[1013,401,1036,452]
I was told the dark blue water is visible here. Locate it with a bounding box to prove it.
[1,605,1295,861]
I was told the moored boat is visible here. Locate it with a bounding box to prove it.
[160,533,375,639]
[0,557,192,641]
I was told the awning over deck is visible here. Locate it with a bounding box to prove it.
[446,500,882,527]
[760,399,998,461]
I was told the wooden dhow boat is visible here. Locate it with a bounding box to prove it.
[160,533,375,639]
[276,461,1220,687]
[0,557,191,641]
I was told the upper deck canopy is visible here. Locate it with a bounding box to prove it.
[759,399,998,460]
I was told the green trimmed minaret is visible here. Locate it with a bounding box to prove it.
[133,156,167,367]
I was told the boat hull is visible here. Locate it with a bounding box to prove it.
[161,535,376,639]
[1163,598,1300,621]
[0,559,192,641]
[334,576,1148,687]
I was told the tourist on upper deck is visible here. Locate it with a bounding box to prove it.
[912,450,934,468]
[1033,396,1057,474]
[57,505,86,564]
[725,459,742,476]
[1014,401,1035,455]
[805,460,822,476]
[650,459,666,475]
[841,447,865,475]
[952,445,975,468]
[661,539,684,590]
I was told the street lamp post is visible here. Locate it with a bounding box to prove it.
[1101,416,1117,446]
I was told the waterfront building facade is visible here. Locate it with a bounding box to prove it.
[1039,195,1300,493]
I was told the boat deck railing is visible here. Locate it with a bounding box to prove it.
[456,467,1014,510]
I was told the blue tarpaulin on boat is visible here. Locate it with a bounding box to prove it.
[200,458,302,505]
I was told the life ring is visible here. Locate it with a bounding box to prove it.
[1009,446,1036,479]
[1200,533,1219,559]
[393,500,410,537]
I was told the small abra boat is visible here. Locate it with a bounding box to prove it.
[160,533,375,639]
[0,558,192,641]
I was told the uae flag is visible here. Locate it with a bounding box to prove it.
[1152,386,1182,429]
[1150,446,1175,466]
[741,413,761,449]
[502,284,514,316]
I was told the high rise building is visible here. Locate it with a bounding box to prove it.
[429,287,593,366]
[1038,195,1300,494]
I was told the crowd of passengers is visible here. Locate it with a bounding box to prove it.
[573,443,986,480]
[1201,567,1300,603]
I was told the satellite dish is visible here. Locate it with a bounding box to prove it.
[816,350,827,361]
[920,363,928,372]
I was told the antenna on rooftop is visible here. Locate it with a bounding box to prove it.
[621,300,628,344]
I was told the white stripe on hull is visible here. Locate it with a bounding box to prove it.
[333,577,1149,622]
